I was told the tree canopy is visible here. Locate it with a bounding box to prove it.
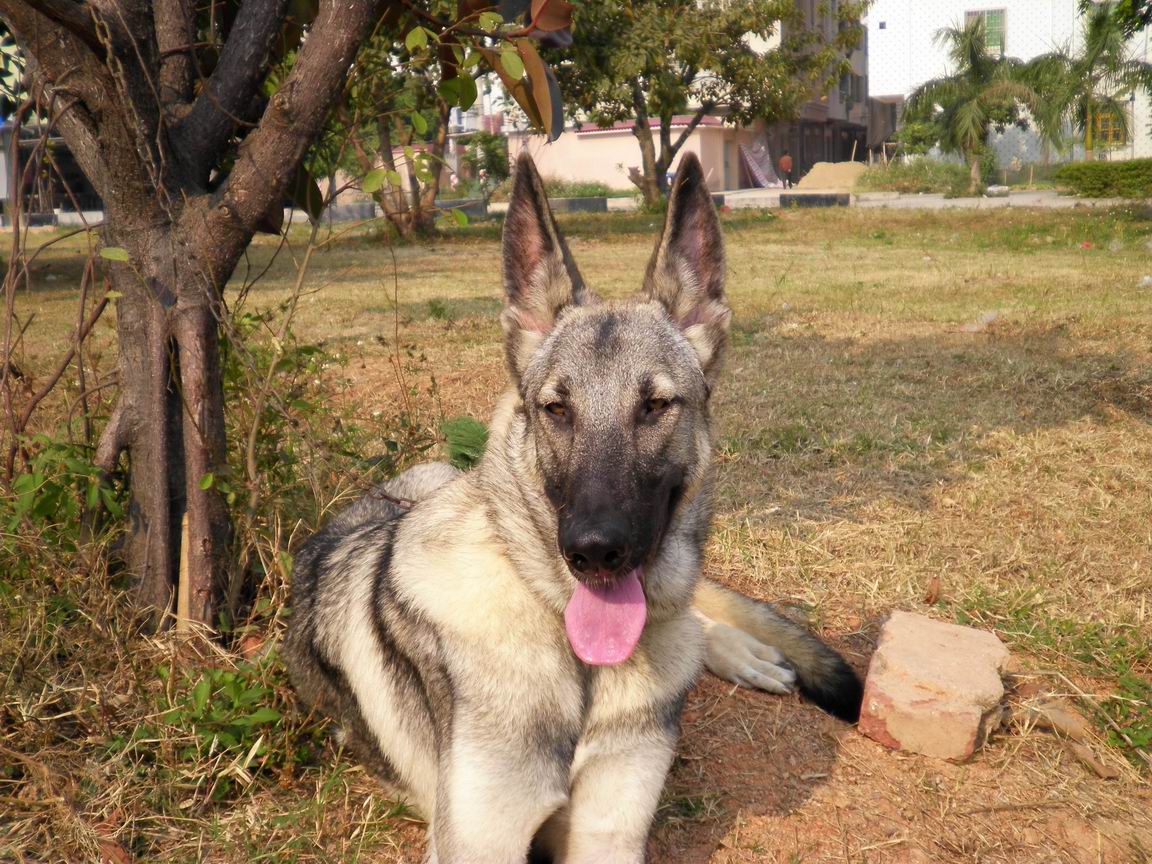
[549,0,865,204]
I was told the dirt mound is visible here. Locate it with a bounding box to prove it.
[797,160,868,191]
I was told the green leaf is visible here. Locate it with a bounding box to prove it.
[452,208,469,227]
[411,111,428,135]
[362,168,389,194]
[192,676,211,714]
[439,75,478,110]
[405,27,428,52]
[455,75,478,110]
[105,290,123,300]
[100,247,130,262]
[242,707,282,725]
[199,472,215,490]
[500,49,525,81]
[441,415,488,469]
[100,486,124,519]
[478,10,503,29]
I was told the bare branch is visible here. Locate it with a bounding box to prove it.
[177,0,290,180]
[186,0,389,266]
[667,102,714,162]
[5,284,110,477]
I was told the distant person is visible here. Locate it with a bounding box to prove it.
[779,150,793,188]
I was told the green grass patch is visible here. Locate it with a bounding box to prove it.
[858,159,973,197]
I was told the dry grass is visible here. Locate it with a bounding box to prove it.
[3,205,1152,862]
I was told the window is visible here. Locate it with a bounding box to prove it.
[1095,110,1127,147]
[879,21,887,30]
[966,9,1006,58]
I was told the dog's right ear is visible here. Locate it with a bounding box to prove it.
[501,153,594,379]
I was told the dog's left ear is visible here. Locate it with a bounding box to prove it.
[501,153,595,380]
[643,152,730,381]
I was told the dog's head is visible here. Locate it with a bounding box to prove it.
[500,153,729,662]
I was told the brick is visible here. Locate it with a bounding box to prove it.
[859,611,1011,762]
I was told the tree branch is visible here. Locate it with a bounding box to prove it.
[186,0,390,270]
[22,0,104,55]
[177,0,291,180]
[668,101,714,161]
[153,0,195,106]
[5,287,110,477]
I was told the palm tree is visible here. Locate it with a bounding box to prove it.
[904,18,1040,194]
[1027,2,1152,161]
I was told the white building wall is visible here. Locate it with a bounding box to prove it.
[867,0,1152,163]
[867,0,1081,99]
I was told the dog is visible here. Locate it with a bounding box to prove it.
[283,152,862,863]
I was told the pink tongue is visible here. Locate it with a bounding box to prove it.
[564,569,647,666]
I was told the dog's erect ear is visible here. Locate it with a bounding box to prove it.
[643,152,730,381]
[501,153,594,379]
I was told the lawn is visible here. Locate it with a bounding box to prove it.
[3,205,1151,862]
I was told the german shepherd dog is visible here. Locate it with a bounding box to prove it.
[284,152,862,863]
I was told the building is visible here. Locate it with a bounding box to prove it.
[507,116,767,193]
[866,0,1152,163]
[762,0,872,176]
[504,3,874,193]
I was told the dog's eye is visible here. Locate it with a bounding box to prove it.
[543,402,568,418]
[643,397,671,417]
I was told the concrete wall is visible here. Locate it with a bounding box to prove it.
[507,122,764,192]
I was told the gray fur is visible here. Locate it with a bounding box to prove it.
[284,152,860,864]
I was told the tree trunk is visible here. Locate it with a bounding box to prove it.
[630,82,662,207]
[173,297,231,627]
[968,153,982,195]
[656,112,674,196]
[413,99,452,233]
[107,219,231,629]
[360,117,416,239]
[111,249,185,625]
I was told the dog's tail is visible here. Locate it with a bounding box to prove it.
[694,579,863,722]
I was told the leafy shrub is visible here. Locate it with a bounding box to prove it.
[489,176,633,201]
[454,130,510,201]
[112,649,323,802]
[1053,158,1152,198]
[892,119,943,155]
[858,159,973,196]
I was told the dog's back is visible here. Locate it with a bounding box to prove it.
[283,462,461,797]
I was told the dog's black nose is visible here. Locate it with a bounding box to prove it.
[561,526,629,575]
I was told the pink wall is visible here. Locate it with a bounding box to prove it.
[508,122,765,192]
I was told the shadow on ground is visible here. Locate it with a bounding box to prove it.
[715,317,1152,525]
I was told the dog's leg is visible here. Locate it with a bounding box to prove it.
[429,735,567,864]
[554,736,675,864]
[694,579,863,721]
[696,608,798,694]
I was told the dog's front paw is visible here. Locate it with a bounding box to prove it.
[702,619,797,694]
